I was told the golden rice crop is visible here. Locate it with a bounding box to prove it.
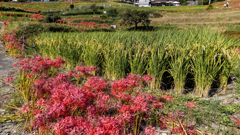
[30,29,240,97]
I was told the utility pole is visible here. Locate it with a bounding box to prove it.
[209,0,211,5]
[102,0,103,6]
[71,0,72,4]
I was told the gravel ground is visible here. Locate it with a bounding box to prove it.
[0,24,29,135]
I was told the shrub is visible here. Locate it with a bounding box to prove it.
[198,0,209,5]
[206,4,213,10]
[44,14,61,23]
[70,4,74,10]
[150,12,163,18]
[100,14,108,20]
[99,6,104,10]
[90,4,98,14]
[107,8,118,18]
[0,6,31,13]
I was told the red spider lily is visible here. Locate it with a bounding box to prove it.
[21,105,31,113]
[2,20,12,26]
[75,66,98,78]
[131,96,148,113]
[85,76,107,91]
[145,126,155,135]
[230,116,240,125]
[163,94,174,101]
[153,103,164,109]
[54,116,92,135]
[12,56,200,134]
[1,31,22,56]
[94,116,122,135]
[171,127,184,134]
[143,75,152,83]
[186,101,197,110]
[30,14,43,22]
[112,79,136,92]
[5,77,14,82]
[188,130,197,134]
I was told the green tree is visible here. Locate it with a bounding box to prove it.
[70,4,74,10]
[90,4,98,14]
[179,0,187,5]
[107,8,118,18]
[121,9,151,29]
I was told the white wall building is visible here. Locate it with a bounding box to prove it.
[139,0,150,7]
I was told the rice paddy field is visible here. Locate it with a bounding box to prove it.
[2,0,240,134]
[30,29,239,98]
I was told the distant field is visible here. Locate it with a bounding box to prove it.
[151,8,240,31]
[0,1,208,12]
[0,1,134,12]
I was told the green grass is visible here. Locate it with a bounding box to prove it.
[0,1,209,13]
[144,89,240,134]
[0,1,133,12]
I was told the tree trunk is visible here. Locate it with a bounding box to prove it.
[135,22,138,30]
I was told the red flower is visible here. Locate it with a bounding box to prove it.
[188,130,197,134]
[143,75,152,83]
[145,126,155,135]
[163,95,174,101]
[230,116,240,125]
[186,101,197,110]
[5,77,14,82]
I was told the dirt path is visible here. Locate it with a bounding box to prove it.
[0,23,27,135]
[0,43,14,75]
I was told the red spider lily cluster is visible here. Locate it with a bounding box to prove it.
[12,55,199,135]
[222,31,240,38]
[1,30,22,56]
[5,77,14,82]
[186,101,197,110]
[2,20,12,26]
[1,12,15,17]
[212,0,240,8]
[232,47,240,54]
[77,21,110,29]
[56,19,110,30]
[30,14,43,22]
[230,116,240,129]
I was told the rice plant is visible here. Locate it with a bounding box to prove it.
[29,29,240,97]
[168,46,190,94]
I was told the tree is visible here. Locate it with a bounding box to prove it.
[179,0,187,5]
[107,8,118,18]
[90,4,98,14]
[121,10,151,29]
[70,4,74,10]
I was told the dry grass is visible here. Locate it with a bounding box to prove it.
[151,9,240,30]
